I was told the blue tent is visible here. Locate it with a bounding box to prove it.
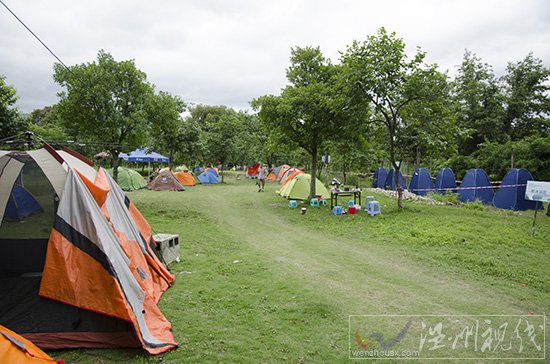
[408,168,434,196]
[372,167,388,188]
[459,169,494,204]
[205,168,219,177]
[493,169,542,211]
[384,169,407,191]
[194,167,203,173]
[4,185,43,221]
[121,148,169,163]
[197,171,219,184]
[434,168,457,194]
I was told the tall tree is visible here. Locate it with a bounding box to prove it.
[452,51,506,155]
[53,50,154,181]
[147,91,186,169]
[0,75,25,145]
[341,28,456,208]
[252,46,349,198]
[502,53,550,140]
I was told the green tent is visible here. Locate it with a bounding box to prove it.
[107,167,148,191]
[279,174,330,200]
[174,165,190,172]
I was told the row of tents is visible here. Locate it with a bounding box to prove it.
[373,167,543,211]
[0,147,178,355]
[108,166,222,192]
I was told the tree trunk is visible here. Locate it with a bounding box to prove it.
[112,153,120,183]
[310,146,318,199]
[416,146,422,169]
[388,130,403,209]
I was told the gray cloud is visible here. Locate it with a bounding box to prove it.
[1,0,549,113]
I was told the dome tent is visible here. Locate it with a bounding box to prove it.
[197,170,219,184]
[0,148,177,354]
[408,168,434,196]
[174,171,197,186]
[372,167,387,189]
[384,169,407,191]
[459,168,494,204]
[434,168,457,193]
[278,174,330,200]
[148,170,185,191]
[107,167,147,191]
[493,168,542,211]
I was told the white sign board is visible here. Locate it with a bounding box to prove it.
[525,181,550,202]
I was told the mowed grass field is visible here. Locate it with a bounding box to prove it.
[51,172,550,363]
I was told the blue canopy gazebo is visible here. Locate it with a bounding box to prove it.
[120,148,169,178]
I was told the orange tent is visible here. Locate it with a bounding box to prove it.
[0,147,177,355]
[0,325,62,364]
[266,172,277,182]
[174,171,197,186]
[279,169,304,190]
[276,165,291,180]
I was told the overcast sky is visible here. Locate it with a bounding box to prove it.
[1,0,549,113]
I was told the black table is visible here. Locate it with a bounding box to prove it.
[330,189,362,210]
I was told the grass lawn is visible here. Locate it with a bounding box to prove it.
[50,172,549,363]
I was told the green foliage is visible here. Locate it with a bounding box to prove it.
[53,50,155,181]
[26,105,69,143]
[502,53,550,140]
[341,28,456,208]
[252,46,353,197]
[452,51,506,155]
[146,91,186,168]
[0,75,25,143]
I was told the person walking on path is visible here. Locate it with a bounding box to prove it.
[257,164,268,192]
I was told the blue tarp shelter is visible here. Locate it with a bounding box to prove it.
[409,168,434,196]
[493,169,542,210]
[372,167,388,189]
[4,185,43,221]
[197,171,219,184]
[434,168,457,193]
[459,168,494,204]
[384,169,407,191]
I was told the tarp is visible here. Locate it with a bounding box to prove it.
[372,167,387,189]
[0,325,61,364]
[107,167,147,191]
[408,168,434,196]
[197,171,219,184]
[384,169,407,191]
[434,168,457,193]
[459,168,494,204]
[493,168,542,210]
[279,174,330,200]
